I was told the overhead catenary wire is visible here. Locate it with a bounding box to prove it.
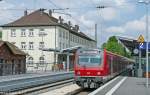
[0,0,139,29]
[0,0,139,11]
[47,0,59,8]
[46,0,93,30]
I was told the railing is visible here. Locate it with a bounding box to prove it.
[26,62,73,72]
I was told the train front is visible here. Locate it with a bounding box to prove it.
[74,49,104,88]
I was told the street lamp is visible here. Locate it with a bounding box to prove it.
[138,0,150,88]
[96,5,108,48]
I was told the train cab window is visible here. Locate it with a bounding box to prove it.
[90,56,101,64]
[78,55,101,66]
[79,56,89,63]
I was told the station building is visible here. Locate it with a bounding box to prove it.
[0,40,26,75]
[1,9,96,71]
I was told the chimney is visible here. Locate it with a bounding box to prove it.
[49,9,52,16]
[68,21,72,28]
[75,25,79,32]
[40,8,45,14]
[24,10,28,16]
[59,16,63,24]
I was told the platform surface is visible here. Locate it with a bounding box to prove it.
[89,76,150,95]
[113,77,150,95]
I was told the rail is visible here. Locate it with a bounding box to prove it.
[0,72,74,93]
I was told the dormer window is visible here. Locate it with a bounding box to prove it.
[40,28,44,31]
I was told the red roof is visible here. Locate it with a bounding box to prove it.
[2,9,58,27]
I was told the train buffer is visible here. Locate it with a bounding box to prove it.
[89,76,150,95]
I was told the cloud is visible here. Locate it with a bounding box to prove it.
[125,20,145,32]
[105,15,146,33]
[101,7,117,21]
[105,26,125,33]
[0,1,15,24]
[114,0,126,6]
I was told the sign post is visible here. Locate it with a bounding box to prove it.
[137,35,145,77]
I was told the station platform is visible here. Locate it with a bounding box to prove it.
[89,76,150,95]
[0,71,72,83]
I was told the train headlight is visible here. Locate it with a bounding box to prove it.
[77,71,80,75]
[97,72,101,75]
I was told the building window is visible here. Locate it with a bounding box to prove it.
[66,32,68,39]
[29,42,34,50]
[28,57,33,64]
[11,29,16,37]
[21,42,26,50]
[39,56,45,64]
[39,42,44,49]
[0,59,3,64]
[29,29,34,37]
[40,28,44,31]
[21,29,26,37]
[11,42,16,45]
[63,43,65,49]
[59,42,61,49]
[73,35,75,42]
[59,31,62,37]
[63,31,65,38]
[70,34,72,41]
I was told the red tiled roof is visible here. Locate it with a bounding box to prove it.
[2,9,58,27]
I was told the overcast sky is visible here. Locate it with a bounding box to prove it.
[0,0,149,46]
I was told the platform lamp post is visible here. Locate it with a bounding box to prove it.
[96,5,108,48]
[138,0,150,88]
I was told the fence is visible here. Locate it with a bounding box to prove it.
[0,63,25,76]
[26,62,74,72]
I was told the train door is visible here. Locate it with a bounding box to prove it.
[107,54,113,76]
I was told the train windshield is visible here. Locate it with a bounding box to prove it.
[78,55,101,66]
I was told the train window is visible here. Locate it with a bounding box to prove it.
[90,56,101,64]
[79,56,89,63]
[78,55,101,66]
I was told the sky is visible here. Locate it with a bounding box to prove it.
[0,0,149,47]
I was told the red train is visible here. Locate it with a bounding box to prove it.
[74,48,134,88]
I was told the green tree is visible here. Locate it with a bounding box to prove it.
[102,43,107,49]
[101,36,131,57]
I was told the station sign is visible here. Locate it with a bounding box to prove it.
[137,35,145,44]
[138,42,150,49]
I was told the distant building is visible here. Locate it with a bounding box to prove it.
[0,40,26,76]
[1,9,96,71]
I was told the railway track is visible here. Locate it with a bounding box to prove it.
[69,88,95,95]
[0,72,74,95]
[3,79,74,95]
[71,70,130,95]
